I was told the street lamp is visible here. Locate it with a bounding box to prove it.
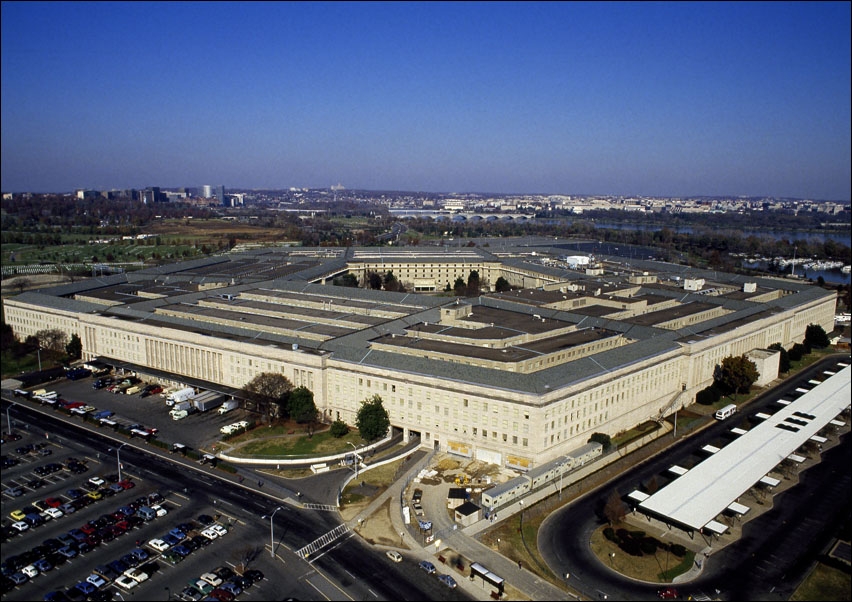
[347,442,360,478]
[558,461,568,499]
[6,402,14,435]
[109,442,129,482]
[261,506,283,558]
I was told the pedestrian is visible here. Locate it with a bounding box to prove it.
[518,560,522,569]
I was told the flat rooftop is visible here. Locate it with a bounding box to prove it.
[637,363,851,531]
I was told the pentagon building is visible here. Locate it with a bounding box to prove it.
[3,244,836,469]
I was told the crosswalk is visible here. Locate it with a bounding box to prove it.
[295,523,350,559]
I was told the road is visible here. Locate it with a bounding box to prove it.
[1,397,473,601]
[537,356,851,601]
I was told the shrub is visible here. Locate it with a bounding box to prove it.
[620,538,643,556]
[670,543,687,557]
[603,527,617,542]
[329,419,349,438]
[640,537,658,554]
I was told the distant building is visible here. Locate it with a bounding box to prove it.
[202,185,214,198]
[142,187,165,204]
[217,185,226,206]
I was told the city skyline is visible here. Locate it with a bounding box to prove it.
[1,1,850,201]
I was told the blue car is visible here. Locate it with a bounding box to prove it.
[73,581,96,596]
[162,533,181,547]
[129,548,149,562]
[172,544,192,557]
[219,581,242,596]
[168,528,187,541]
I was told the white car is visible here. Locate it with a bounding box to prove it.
[148,538,170,552]
[114,574,138,591]
[235,420,249,428]
[21,565,39,578]
[124,567,149,583]
[385,550,403,563]
[86,573,108,589]
[151,504,168,517]
[88,476,105,487]
[43,508,64,520]
[200,527,219,540]
[209,524,228,537]
[220,425,235,435]
[11,521,29,532]
[199,572,223,587]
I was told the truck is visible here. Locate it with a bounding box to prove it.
[125,384,143,395]
[192,391,225,412]
[217,400,239,415]
[170,409,190,421]
[66,367,92,380]
[715,403,737,420]
[166,387,196,406]
[171,400,193,412]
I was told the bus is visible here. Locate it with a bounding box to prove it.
[715,403,737,420]
[470,562,504,597]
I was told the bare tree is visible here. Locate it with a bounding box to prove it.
[232,544,263,573]
[12,277,32,294]
[603,490,628,525]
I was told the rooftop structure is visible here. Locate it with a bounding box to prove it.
[2,243,838,468]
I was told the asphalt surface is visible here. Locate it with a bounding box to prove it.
[4,353,850,601]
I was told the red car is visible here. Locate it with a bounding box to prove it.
[209,589,235,602]
[80,523,98,535]
[118,480,135,490]
[658,587,679,599]
[44,497,63,508]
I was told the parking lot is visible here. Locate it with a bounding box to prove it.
[2,417,291,601]
[19,374,250,455]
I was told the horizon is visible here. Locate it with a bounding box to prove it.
[2,2,850,201]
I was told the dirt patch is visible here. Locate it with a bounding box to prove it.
[343,498,409,550]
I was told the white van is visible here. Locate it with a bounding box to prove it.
[715,403,737,420]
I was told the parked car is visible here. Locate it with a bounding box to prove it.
[242,569,264,584]
[418,560,436,574]
[148,538,170,552]
[114,574,138,591]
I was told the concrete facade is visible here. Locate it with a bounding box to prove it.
[2,245,837,470]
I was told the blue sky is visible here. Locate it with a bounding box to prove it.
[2,1,850,200]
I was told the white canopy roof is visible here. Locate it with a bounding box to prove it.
[637,365,850,531]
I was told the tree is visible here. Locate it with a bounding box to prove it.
[242,372,293,422]
[768,342,791,373]
[805,323,830,349]
[12,277,32,294]
[0,322,15,353]
[383,271,401,292]
[367,271,383,290]
[333,273,359,287]
[466,270,481,296]
[288,386,318,425]
[356,394,390,441]
[494,276,511,292]
[329,419,349,438]
[65,333,82,360]
[714,355,759,397]
[602,489,627,525]
[453,277,466,296]
[589,432,612,451]
[36,328,68,356]
[789,342,807,362]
